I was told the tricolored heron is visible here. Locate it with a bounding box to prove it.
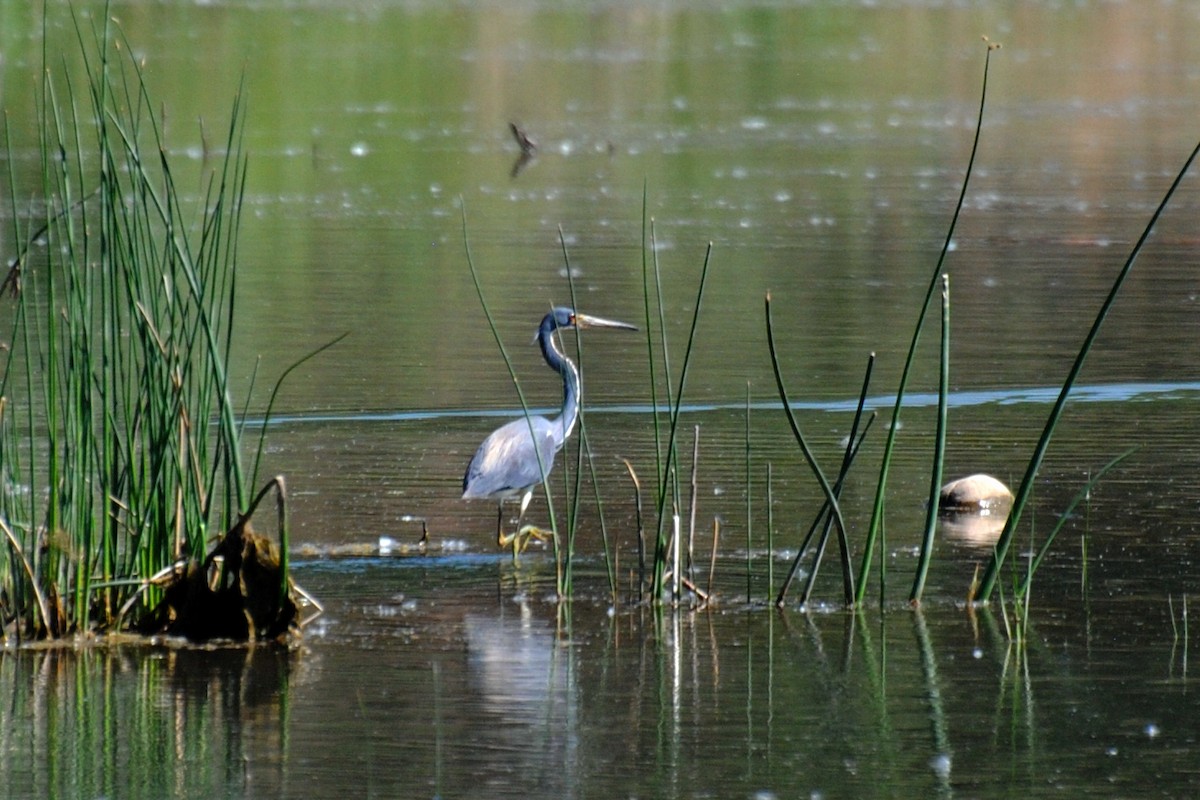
[462,307,636,554]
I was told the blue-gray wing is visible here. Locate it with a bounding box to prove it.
[462,417,561,499]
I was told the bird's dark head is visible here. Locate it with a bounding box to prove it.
[538,307,637,339]
[545,307,577,332]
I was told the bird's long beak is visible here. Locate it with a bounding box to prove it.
[573,313,638,332]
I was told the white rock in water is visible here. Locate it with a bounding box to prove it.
[938,474,1014,512]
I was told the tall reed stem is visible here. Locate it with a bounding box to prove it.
[857,41,998,604]
[974,137,1200,601]
[649,243,713,600]
[459,203,562,592]
[909,276,949,604]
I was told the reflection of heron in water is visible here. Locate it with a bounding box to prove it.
[461,307,636,555]
[464,606,573,715]
[463,605,577,790]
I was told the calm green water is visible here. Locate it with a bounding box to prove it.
[3,0,1200,797]
[2,567,1195,798]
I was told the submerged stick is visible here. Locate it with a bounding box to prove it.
[621,457,645,598]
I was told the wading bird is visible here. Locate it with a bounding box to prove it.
[462,307,636,555]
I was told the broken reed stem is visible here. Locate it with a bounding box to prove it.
[650,242,713,600]
[621,458,645,598]
[672,511,681,602]
[679,575,709,604]
[766,462,774,605]
[0,518,51,637]
[1185,595,1190,665]
[273,477,291,608]
[745,380,753,603]
[708,517,719,600]
[688,425,699,585]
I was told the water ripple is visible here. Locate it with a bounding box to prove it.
[248,380,1200,427]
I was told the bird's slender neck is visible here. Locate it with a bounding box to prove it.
[539,323,580,441]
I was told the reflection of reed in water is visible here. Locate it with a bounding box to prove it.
[0,646,297,799]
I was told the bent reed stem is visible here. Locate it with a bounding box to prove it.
[764,292,854,605]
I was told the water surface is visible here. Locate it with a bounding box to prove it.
[2,0,1200,797]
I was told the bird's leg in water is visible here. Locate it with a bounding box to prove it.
[498,490,548,558]
[502,524,551,557]
[497,491,531,555]
[493,503,506,549]
[514,524,551,553]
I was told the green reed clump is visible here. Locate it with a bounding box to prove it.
[639,214,713,603]
[768,39,996,609]
[0,15,272,637]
